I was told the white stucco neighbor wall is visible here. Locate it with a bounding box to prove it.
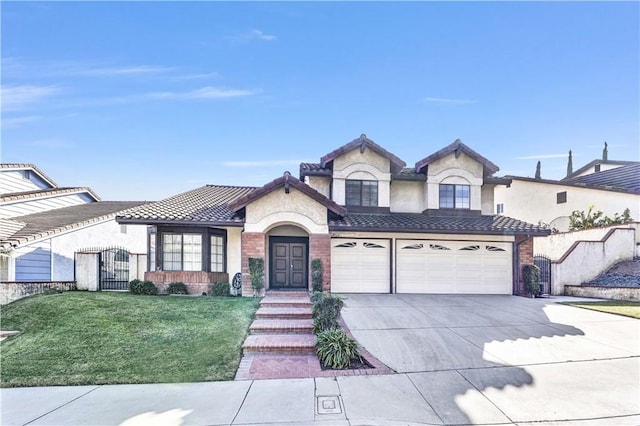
[572,163,624,178]
[244,186,329,234]
[50,220,147,281]
[494,179,639,232]
[534,224,638,259]
[551,228,635,295]
[481,185,495,215]
[332,148,391,207]
[390,181,423,213]
[76,252,99,291]
[424,152,484,211]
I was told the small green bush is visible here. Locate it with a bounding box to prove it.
[128,279,143,294]
[523,264,541,297]
[248,257,264,295]
[167,282,188,295]
[316,328,361,369]
[311,258,323,292]
[313,310,339,333]
[310,291,325,304]
[312,294,344,319]
[130,280,157,295]
[210,282,230,297]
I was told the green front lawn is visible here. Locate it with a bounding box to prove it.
[0,292,260,387]
[561,300,640,319]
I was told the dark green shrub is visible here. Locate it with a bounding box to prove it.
[311,258,323,292]
[167,282,187,295]
[316,328,361,369]
[129,279,143,294]
[248,257,264,295]
[523,264,541,297]
[130,280,158,295]
[312,294,344,332]
[210,282,230,297]
[310,291,325,304]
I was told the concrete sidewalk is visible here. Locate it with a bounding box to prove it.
[2,295,639,425]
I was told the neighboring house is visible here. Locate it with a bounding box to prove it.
[117,135,548,296]
[494,160,640,232]
[0,164,148,282]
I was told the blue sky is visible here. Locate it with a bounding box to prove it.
[2,1,638,201]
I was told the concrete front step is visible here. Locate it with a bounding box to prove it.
[260,297,313,308]
[266,291,309,298]
[250,319,314,334]
[255,307,312,319]
[242,334,316,354]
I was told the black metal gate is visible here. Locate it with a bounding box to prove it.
[534,255,552,295]
[100,247,130,290]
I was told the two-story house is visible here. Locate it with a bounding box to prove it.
[116,135,548,296]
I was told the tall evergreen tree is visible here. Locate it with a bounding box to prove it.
[566,150,573,177]
[602,141,608,160]
[535,161,541,179]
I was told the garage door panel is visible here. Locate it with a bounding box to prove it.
[397,239,512,294]
[331,239,390,293]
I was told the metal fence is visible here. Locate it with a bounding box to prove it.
[534,255,552,295]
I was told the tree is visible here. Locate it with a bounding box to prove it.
[566,150,573,177]
[535,161,541,179]
[602,141,608,160]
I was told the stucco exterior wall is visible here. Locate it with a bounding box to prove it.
[244,187,328,234]
[494,179,639,232]
[481,185,495,215]
[390,181,423,213]
[565,285,640,302]
[50,220,147,281]
[226,226,243,280]
[551,228,635,295]
[572,163,624,178]
[306,176,331,198]
[425,152,484,211]
[332,148,391,207]
[534,224,638,259]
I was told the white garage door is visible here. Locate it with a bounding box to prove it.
[396,240,513,294]
[331,239,390,293]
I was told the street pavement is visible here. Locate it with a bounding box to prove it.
[2,294,639,425]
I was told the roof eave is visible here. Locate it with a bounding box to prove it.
[115,217,246,227]
[329,225,550,236]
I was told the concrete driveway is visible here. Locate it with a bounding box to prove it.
[340,294,640,425]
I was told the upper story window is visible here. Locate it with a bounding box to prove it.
[345,180,378,207]
[439,184,470,209]
[496,203,504,214]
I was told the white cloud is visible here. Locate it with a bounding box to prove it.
[222,160,309,167]
[515,153,570,160]
[2,115,43,128]
[227,29,277,43]
[147,86,260,100]
[423,97,477,105]
[77,65,174,76]
[171,72,220,81]
[1,85,62,111]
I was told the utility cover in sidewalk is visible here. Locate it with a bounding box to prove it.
[316,396,342,415]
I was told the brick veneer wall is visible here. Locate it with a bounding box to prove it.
[515,235,535,295]
[309,234,331,292]
[241,232,266,296]
[145,271,229,295]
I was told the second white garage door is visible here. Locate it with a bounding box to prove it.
[331,238,390,293]
[396,240,513,294]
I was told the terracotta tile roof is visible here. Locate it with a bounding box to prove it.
[329,213,549,236]
[0,187,100,203]
[117,185,257,225]
[299,162,332,178]
[229,172,347,216]
[562,163,640,193]
[415,140,499,176]
[1,201,147,249]
[320,134,406,173]
[0,163,59,188]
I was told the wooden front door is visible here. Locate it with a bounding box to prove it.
[270,237,307,289]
